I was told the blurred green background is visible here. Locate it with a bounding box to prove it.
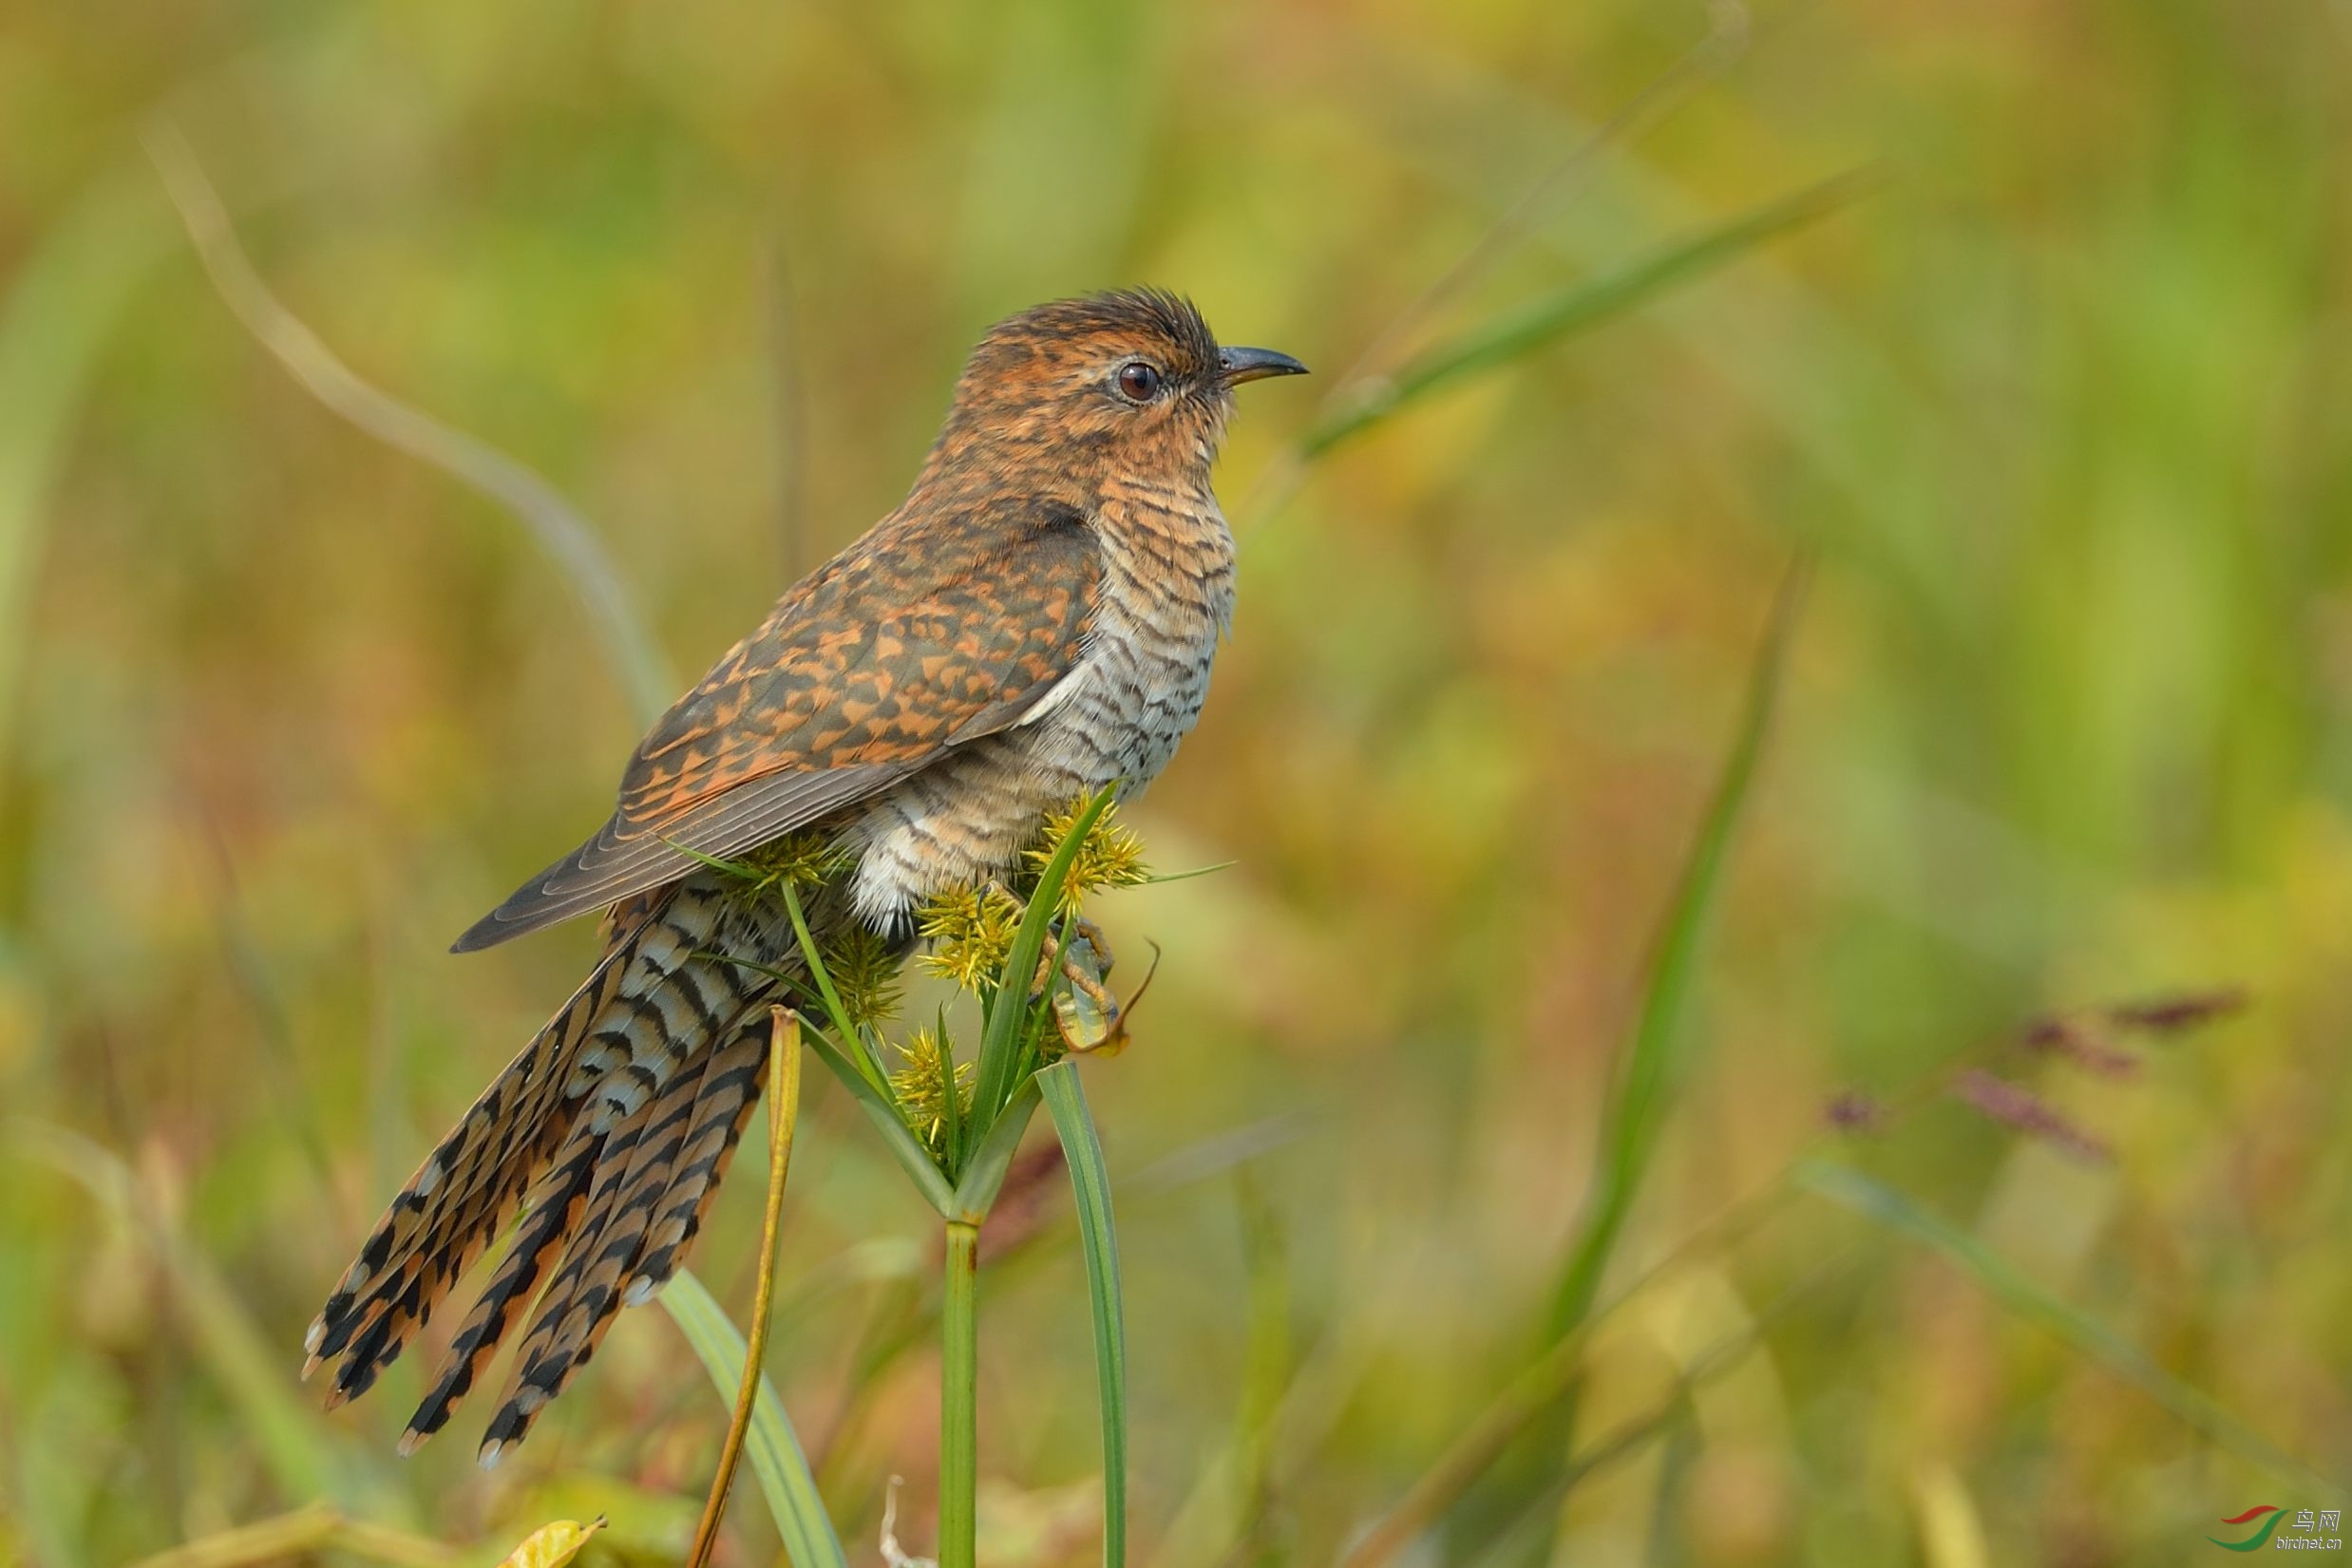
[4,1,2350,1563]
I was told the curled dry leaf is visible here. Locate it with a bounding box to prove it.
[496,1517,606,1568]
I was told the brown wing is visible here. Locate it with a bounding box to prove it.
[453,498,1101,952]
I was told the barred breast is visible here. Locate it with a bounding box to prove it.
[844,483,1235,926]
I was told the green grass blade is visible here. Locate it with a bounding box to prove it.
[1299,171,1878,459]
[660,1269,850,1568]
[1797,1161,2344,1496]
[948,1076,1042,1224]
[778,881,887,1093]
[935,1003,965,1172]
[707,932,954,1213]
[800,1026,957,1217]
[969,785,1117,1124]
[1039,1062,1129,1568]
[1546,564,1806,1338]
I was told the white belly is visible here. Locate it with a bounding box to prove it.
[841,584,1229,928]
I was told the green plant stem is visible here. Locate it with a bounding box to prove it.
[940,1219,982,1568]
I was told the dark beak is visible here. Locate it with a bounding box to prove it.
[1218,346,1309,386]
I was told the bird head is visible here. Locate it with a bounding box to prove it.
[920,290,1306,497]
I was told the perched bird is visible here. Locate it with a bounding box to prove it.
[304,290,1305,1466]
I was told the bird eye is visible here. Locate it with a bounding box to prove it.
[1114,361,1163,403]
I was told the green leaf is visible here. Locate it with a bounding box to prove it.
[801,1025,958,1218]
[1796,1161,2344,1497]
[948,1077,1042,1225]
[935,1003,965,1172]
[1299,171,1878,459]
[495,1516,606,1568]
[1038,1063,1129,1568]
[969,785,1118,1125]
[778,881,888,1095]
[1546,565,1805,1338]
[659,1270,850,1568]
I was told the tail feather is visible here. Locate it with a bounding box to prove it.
[400,1116,605,1452]
[316,1110,574,1407]
[470,1081,666,1467]
[306,903,663,1366]
[624,1017,770,1304]
[309,875,813,1461]
[308,884,750,1400]
[472,1005,761,1464]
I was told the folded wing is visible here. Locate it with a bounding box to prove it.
[453,499,1100,951]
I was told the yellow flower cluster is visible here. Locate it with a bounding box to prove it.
[730,831,856,896]
[916,883,1024,992]
[1027,798,1150,914]
[889,1027,973,1153]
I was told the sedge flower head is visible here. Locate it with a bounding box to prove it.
[889,1027,973,1154]
[917,884,1023,992]
[1027,798,1150,914]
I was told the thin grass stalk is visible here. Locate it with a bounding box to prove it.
[1337,1163,1829,1568]
[1461,563,1805,1568]
[1350,984,2261,1568]
[1463,1265,1842,1568]
[1296,175,1877,460]
[940,1219,983,1568]
[1546,559,1808,1338]
[687,1009,804,1568]
[1039,1062,1129,1568]
[141,121,672,723]
[1234,0,1755,537]
[0,163,169,777]
[778,879,887,1093]
[1798,1161,2344,1496]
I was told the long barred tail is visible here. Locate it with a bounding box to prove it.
[304,877,793,1464]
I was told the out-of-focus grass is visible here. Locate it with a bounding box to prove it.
[3,2,2350,1564]
[0,166,171,774]
[661,1272,842,1568]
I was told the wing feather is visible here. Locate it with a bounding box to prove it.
[454,497,1098,952]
